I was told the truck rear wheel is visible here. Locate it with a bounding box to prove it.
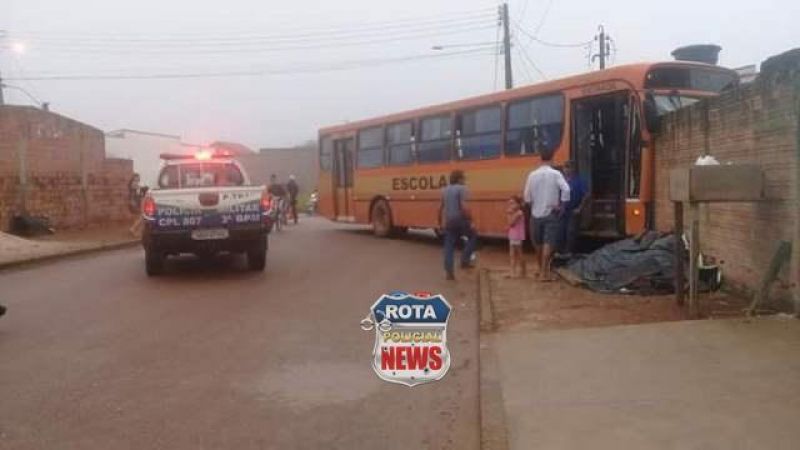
[145,246,164,276]
[247,236,268,271]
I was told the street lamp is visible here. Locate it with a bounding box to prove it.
[10,41,26,55]
[0,39,42,107]
[0,83,44,108]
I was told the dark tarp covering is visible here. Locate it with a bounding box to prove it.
[566,232,676,294]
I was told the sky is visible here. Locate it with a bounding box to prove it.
[3,0,799,149]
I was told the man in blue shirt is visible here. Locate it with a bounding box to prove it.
[559,161,589,256]
[438,170,477,281]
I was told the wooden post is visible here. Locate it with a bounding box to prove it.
[688,202,700,318]
[747,240,792,316]
[674,201,685,305]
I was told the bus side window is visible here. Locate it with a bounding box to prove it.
[417,115,452,163]
[320,137,333,171]
[458,105,502,160]
[357,127,384,168]
[387,122,414,166]
[506,94,565,158]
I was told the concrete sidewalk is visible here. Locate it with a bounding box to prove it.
[0,226,138,269]
[486,317,800,449]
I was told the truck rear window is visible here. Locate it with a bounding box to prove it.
[158,163,245,188]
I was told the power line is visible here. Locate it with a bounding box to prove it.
[9,10,495,44]
[13,8,496,39]
[518,0,531,21]
[532,0,555,36]
[513,36,547,80]
[514,22,592,48]
[13,21,493,49]
[5,20,492,48]
[4,47,496,82]
[512,46,535,84]
[0,83,42,106]
[3,23,496,55]
[9,56,43,104]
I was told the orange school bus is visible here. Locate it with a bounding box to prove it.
[317,61,738,238]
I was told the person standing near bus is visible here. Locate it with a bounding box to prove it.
[439,170,476,280]
[523,153,570,281]
[287,175,300,225]
[128,173,144,237]
[558,161,588,257]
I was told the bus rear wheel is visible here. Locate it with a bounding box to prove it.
[371,199,394,238]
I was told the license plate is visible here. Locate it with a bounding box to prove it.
[191,228,229,240]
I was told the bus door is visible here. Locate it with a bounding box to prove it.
[571,91,630,238]
[333,138,354,221]
[625,97,647,234]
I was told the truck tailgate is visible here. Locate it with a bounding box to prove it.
[150,186,265,231]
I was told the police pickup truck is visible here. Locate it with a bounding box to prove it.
[140,151,272,276]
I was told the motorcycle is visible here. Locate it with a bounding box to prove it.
[307,191,319,216]
[270,195,287,231]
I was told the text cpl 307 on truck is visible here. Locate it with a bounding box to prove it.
[140,150,273,276]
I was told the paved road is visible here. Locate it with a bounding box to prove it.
[0,218,479,450]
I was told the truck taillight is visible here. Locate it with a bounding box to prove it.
[260,190,271,211]
[142,195,156,218]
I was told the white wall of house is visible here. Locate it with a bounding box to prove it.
[105,129,199,188]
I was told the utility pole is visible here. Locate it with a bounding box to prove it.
[592,25,611,70]
[500,2,513,90]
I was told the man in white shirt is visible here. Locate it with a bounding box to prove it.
[523,152,570,281]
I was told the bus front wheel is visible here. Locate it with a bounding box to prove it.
[371,199,394,238]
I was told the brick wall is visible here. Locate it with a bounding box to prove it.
[0,105,134,231]
[653,70,799,302]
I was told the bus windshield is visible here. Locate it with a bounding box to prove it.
[645,66,738,92]
[649,95,702,116]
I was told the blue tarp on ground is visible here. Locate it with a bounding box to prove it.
[567,232,676,294]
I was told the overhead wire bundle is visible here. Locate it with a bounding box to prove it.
[1,7,501,82]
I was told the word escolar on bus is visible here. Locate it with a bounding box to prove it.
[391,174,448,191]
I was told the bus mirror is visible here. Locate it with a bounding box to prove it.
[643,94,661,133]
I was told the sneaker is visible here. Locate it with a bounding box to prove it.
[446,272,456,281]
[460,262,475,269]
[0,304,6,317]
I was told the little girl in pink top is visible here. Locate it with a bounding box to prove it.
[507,195,527,278]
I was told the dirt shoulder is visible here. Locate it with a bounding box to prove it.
[477,245,748,333]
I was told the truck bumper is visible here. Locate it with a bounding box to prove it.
[142,222,270,254]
